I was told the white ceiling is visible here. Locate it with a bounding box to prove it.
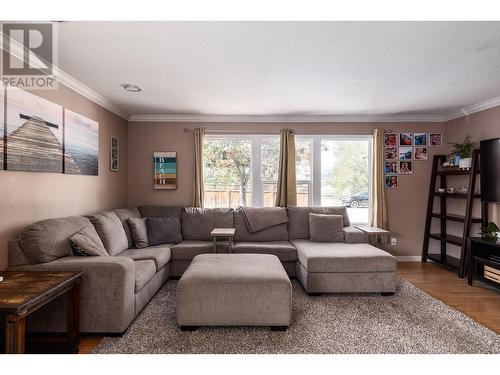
[57,21,500,119]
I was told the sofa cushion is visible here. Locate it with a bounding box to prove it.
[287,207,351,240]
[114,208,141,248]
[8,239,30,267]
[19,216,94,264]
[134,260,156,292]
[170,241,229,260]
[117,245,171,271]
[88,211,129,256]
[308,213,344,242]
[138,205,183,220]
[128,218,149,248]
[70,226,109,257]
[234,209,288,242]
[233,241,297,262]
[181,208,234,241]
[291,239,396,273]
[146,217,182,245]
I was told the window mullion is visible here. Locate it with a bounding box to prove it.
[251,137,263,207]
[312,136,322,206]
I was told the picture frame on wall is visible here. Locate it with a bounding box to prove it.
[153,151,177,190]
[110,136,119,172]
[385,175,398,189]
[64,109,99,176]
[384,133,397,146]
[414,132,428,146]
[384,146,398,160]
[384,160,398,174]
[399,146,413,160]
[414,147,428,160]
[399,132,413,146]
[429,133,443,146]
[399,161,413,174]
[4,86,64,173]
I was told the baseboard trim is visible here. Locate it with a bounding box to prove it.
[396,256,421,262]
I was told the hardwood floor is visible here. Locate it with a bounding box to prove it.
[78,261,500,353]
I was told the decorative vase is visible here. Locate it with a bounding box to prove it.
[459,157,472,169]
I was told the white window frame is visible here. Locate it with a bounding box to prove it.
[296,134,373,223]
[204,134,280,207]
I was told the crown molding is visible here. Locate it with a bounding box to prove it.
[55,68,129,120]
[444,95,500,122]
[0,30,129,120]
[128,114,446,123]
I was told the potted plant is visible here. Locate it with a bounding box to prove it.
[448,135,478,169]
[480,222,499,239]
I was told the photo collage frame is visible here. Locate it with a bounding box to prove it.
[384,131,442,189]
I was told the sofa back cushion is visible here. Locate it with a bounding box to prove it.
[88,211,129,256]
[146,217,183,245]
[234,208,288,242]
[19,216,94,264]
[114,207,141,248]
[308,213,345,242]
[8,239,30,267]
[138,205,183,220]
[287,207,350,240]
[181,208,234,241]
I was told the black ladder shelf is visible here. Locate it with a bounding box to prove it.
[421,149,488,278]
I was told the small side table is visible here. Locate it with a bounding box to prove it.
[0,271,83,354]
[467,236,500,290]
[354,225,391,246]
[210,228,236,253]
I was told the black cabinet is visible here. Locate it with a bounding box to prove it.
[467,237,500,290]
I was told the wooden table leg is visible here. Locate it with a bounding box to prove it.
[5,313,26,354]
[213,237,217,253]
[66,284,80,353]
[228,237,233,253]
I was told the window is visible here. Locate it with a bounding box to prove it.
[203,135,279,208]
[204,134,372,224]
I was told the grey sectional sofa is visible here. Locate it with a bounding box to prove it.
[7,205,396,334]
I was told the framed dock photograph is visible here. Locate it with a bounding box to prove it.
[153,151,177,189]
[63,109,99,176]
[4,87,63,173]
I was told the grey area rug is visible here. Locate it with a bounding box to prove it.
[93,280,500,354]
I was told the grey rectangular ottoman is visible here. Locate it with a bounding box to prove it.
[176,254,292,330]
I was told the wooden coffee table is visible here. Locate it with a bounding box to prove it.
[0,271,83,354]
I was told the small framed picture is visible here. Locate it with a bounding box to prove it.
[399,161,413,174]
[110,136,119,172]
[414,147,428,160]
[384,133,398,146]
[399,146,413,160]
[399,132,413,146]
[385,175,398,189]
[414,133,428,146]
[385,161,398,174]
[429,133,442,146]
[384,146,398,160]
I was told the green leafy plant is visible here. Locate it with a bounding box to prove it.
[448,135,478,158]
[480,222,499,238]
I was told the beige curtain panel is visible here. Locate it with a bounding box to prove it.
[192,128,205,208]
[369,128,388,230]
[275,128,297,207]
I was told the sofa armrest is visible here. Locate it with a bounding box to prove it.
[9,256,136,333]
[343,226,367,244]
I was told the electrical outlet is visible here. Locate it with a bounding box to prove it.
[391,237,397,246]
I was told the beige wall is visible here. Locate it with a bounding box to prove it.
[0,85,128,270]
[128,121,444,257]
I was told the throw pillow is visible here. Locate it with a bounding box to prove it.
[70,226,109,257]
[309,213,345,242]
[88,211,129,256]
[128,217,149,249]
[146,217,182,246]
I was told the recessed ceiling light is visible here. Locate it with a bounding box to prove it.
[123,84,141,92]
